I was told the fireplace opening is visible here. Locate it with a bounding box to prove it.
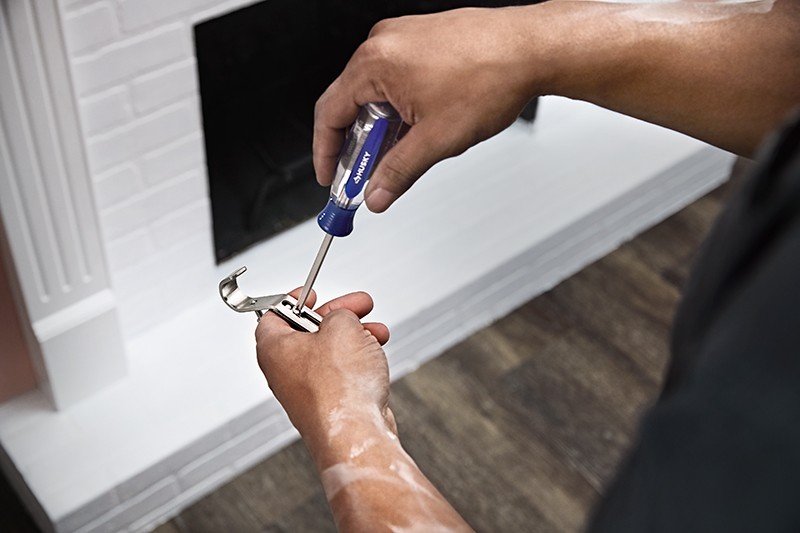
[196,0,539,263]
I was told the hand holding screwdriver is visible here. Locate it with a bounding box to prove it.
[294,103,403,312]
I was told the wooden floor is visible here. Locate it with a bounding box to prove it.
[0,182,731,533]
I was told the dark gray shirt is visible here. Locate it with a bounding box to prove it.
[588,109,800,533]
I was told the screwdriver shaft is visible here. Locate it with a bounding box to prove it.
[294,233,334,312]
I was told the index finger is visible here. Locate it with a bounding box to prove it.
[314,291,374,318]
[312,63,387,185]
[313,81,354,186]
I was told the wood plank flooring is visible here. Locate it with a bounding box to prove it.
[0,179,733,532]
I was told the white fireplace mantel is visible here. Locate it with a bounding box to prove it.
[0,1,126,410]
[0,0,735,532]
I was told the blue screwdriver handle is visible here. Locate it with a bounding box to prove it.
[317,103,403,237]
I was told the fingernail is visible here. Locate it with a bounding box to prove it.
[365,188,397,213]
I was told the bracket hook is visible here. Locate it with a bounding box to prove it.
[219,267,321,332]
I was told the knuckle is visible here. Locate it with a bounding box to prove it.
[368,18,393,38]
[314,88,332,124]
[358,34,395,66]
[322,309,359,330]
[323,308,348,323]
[313,120,341,151]
[313,95,324,122]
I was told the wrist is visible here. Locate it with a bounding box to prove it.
[304,405,398,471]
[507,1,642,101]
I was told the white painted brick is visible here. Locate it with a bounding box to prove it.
[141,132,204,185]
[190,0,257,25]
[98,195,151,244]
[163,429,231,473]
[105,230,155,272]
[232,424,297,473]
[132,60,198,115]
[118,0,191,32]
[149,201,210,251]
[59,0,104,13]
[192,0,239,14]
[111,233,211,300]
[147,183,207,236]
[22,446,116,520]
[174,468,232,507]
[112,238,214,336]
[57,488,119,533]
[119,0,230,32]
[71,513,119,533]
[177,420,276,490]
[63,2,118,55]
[143,170,208,222]
[71,24,190,97]
[111,467,176,515]
[67,477,180,533]
[100,169,206,240]
[87,103,199,173]
[79,86,133,136]
[125,470,231,533]
[226,398,283,436]
[114,254,214,336]
[105,478,180,533]
[113,429,229,502]
[92,164,143,212]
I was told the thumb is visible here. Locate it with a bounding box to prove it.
[364,122,458,213]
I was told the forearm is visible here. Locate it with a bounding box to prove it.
[520,0,800,156]
[305,407,473,532]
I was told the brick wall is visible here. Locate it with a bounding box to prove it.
[58,0,261,337]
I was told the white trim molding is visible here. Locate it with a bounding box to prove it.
[0,0,126,410]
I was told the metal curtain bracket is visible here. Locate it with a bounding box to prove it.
[219,267,322,332]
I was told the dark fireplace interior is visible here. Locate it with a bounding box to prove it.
[196,0,539,263]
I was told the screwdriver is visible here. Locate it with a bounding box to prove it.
[294,102,403,313]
